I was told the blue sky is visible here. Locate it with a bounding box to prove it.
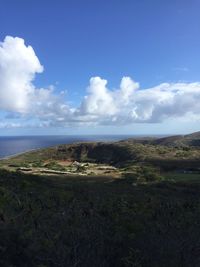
[0,0,200,135]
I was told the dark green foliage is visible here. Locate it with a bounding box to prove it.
[139,166,164,182]
[54,143,135,164]
[32,160,43,168]
[123,166,163,184]
[43,161,65,171]
[0,169,200,266]
[0,133,200,266]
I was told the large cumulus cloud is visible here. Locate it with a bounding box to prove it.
[0,36,71,125]
[0,36,200,128]
[0,36,43,112]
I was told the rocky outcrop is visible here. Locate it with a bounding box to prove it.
[54,142,134,165]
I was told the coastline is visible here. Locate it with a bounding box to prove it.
[0,140,112,161]
[0,134,167,161]
[0,148,41,161]
[0,135,129,162]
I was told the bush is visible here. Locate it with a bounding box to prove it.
[139,166,164,182]
[44,161,65,171]
[32,161,43,167]
[123,172,138,183]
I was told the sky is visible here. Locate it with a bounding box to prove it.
[0,0,200,135]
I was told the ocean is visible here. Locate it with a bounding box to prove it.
[0,135,134,159]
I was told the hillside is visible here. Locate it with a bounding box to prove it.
[1,169,200,267]
[0,133,200,266]
[125,131,200,147]
[1,132,200,177]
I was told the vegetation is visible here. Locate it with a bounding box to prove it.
[0,132,200,266]
[43,161,66,171]
[0,170,200,266]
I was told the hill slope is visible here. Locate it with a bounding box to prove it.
[123,131,200,147]
[1,132,200,173]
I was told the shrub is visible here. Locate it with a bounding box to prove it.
[139,166,164,182]
[44,161,65,171]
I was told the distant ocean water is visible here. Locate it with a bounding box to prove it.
[0,135,136,159]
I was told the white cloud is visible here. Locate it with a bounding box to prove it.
[0,36,200,128]
[172,67,189,72]
[75,78,200,125]
[0,36,72,125]
[0,36,43,112]
[79,77,117,116]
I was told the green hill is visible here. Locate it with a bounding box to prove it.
[123,131,200,147]
[1,132,200,171]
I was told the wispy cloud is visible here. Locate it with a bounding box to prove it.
[172,67,189,72]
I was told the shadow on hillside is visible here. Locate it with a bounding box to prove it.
[0,169,200,267]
